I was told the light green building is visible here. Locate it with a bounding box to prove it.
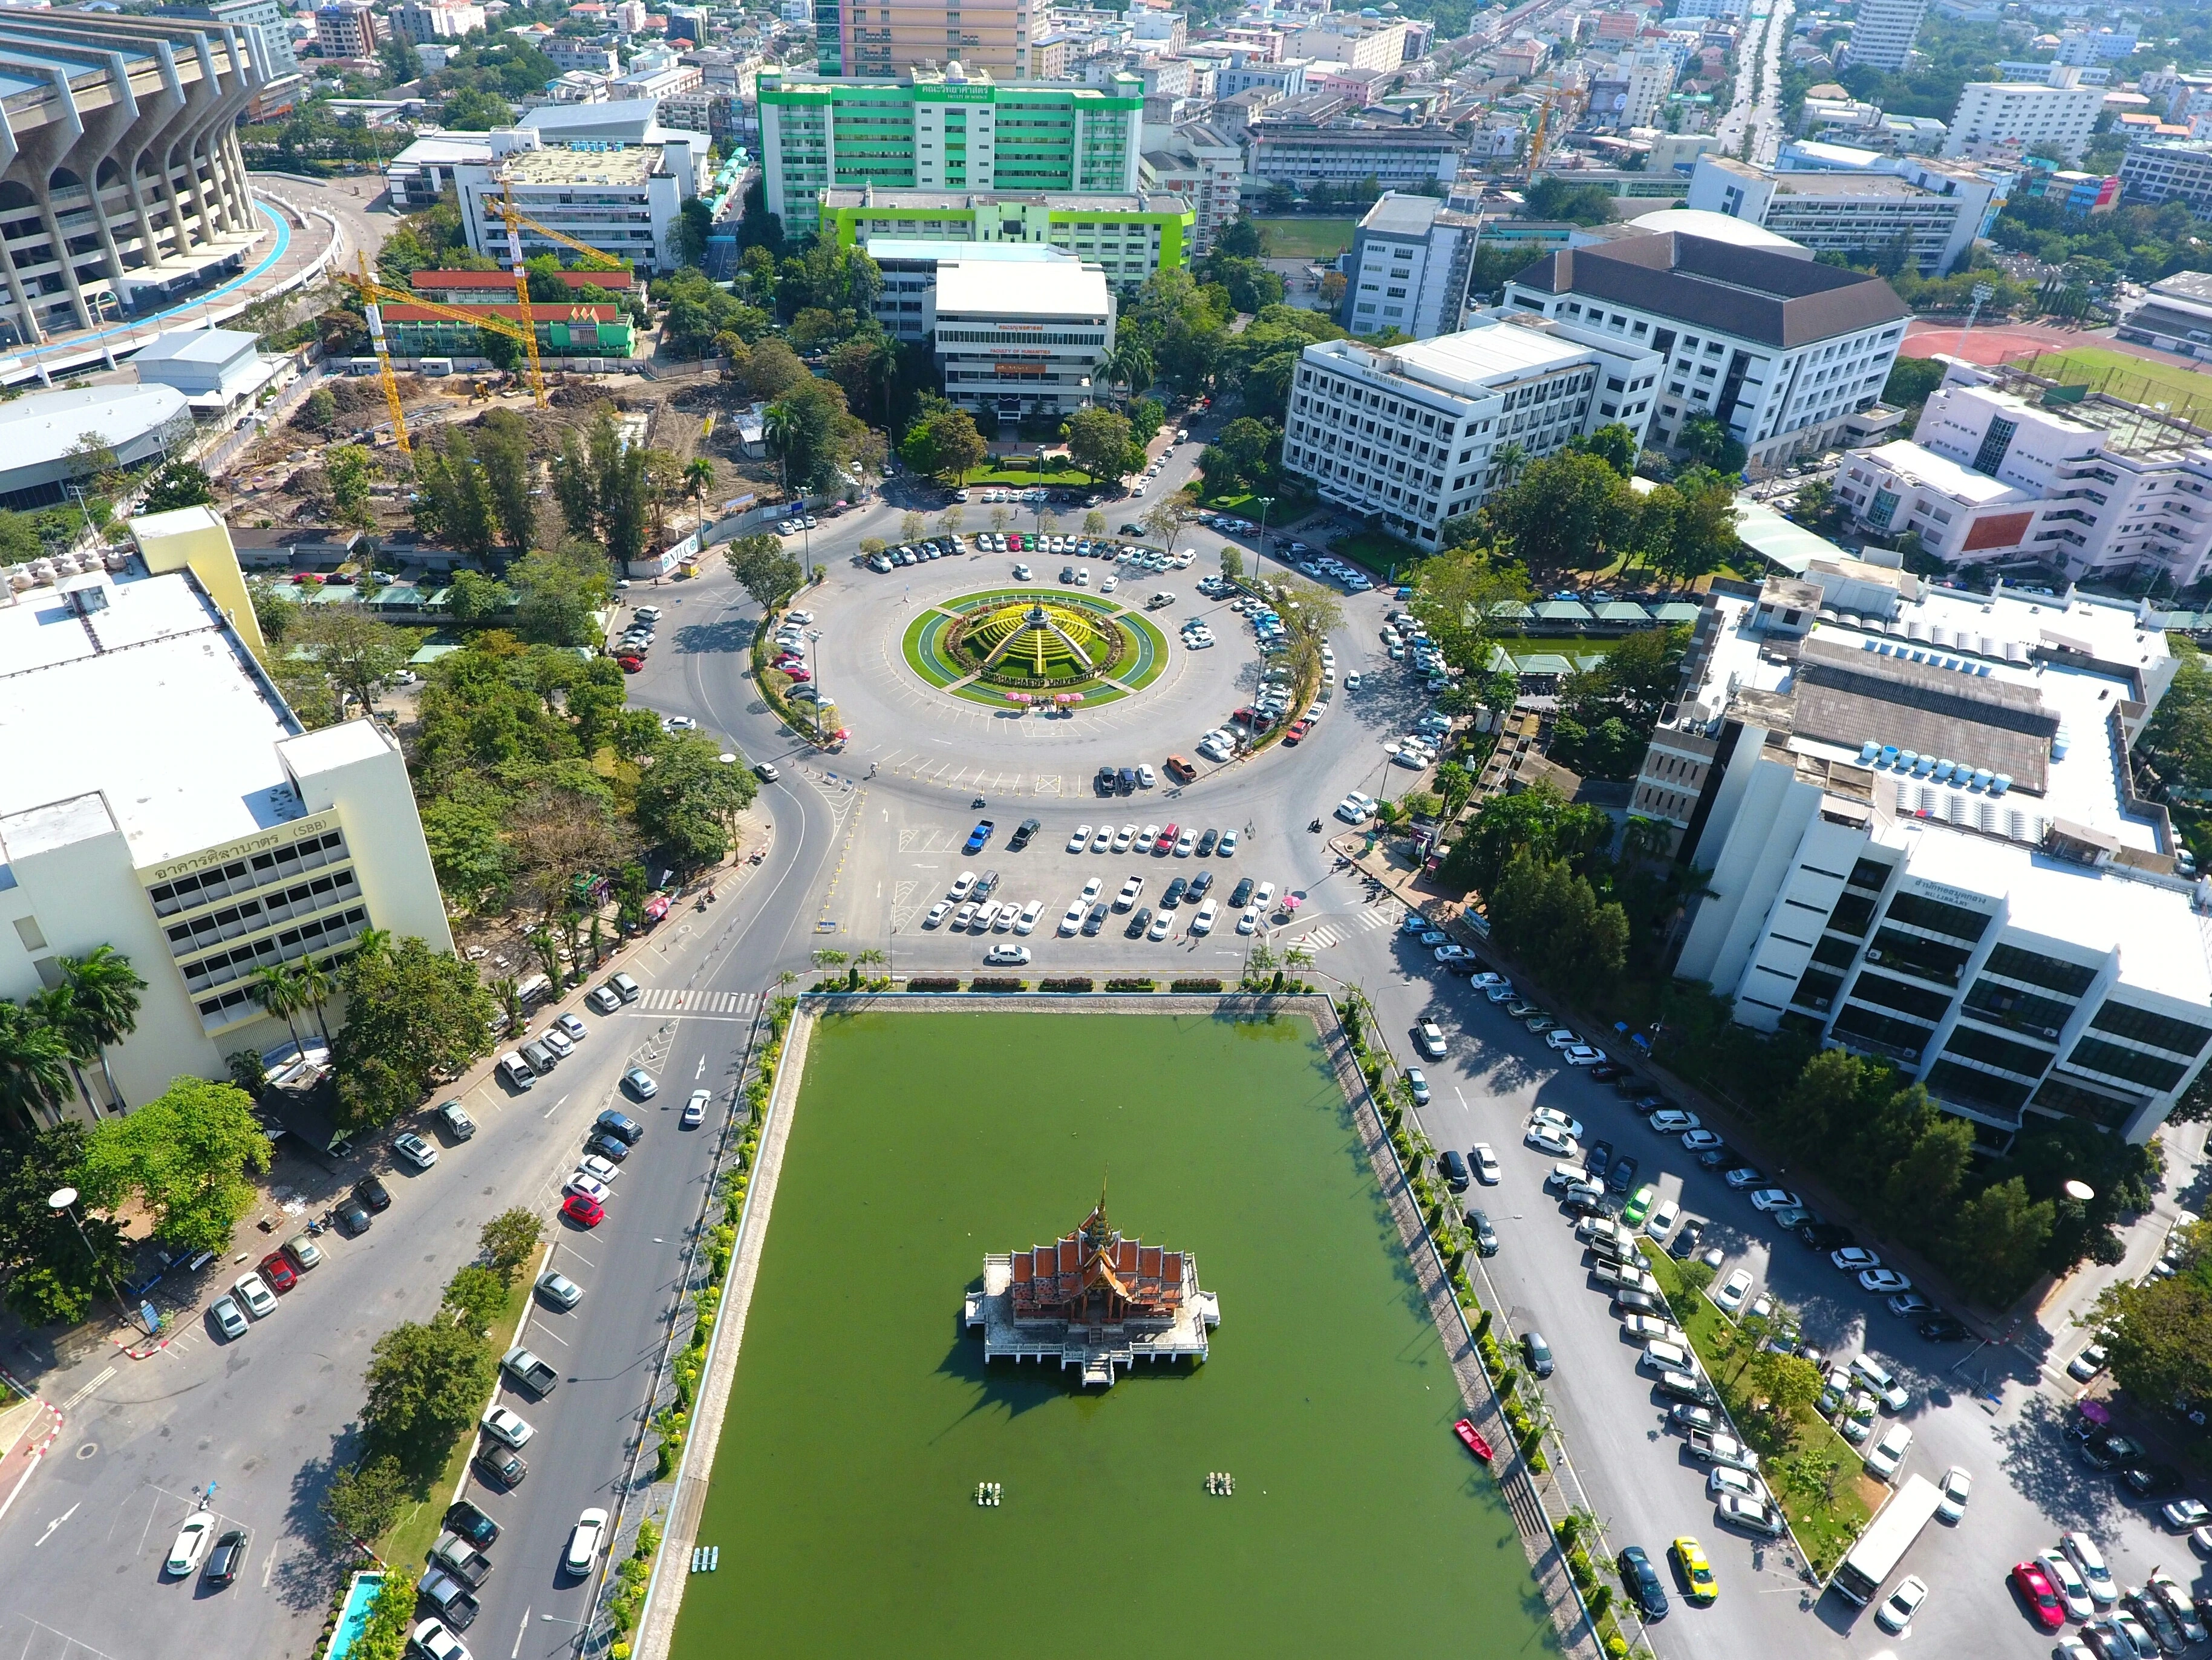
[820,187,1193,285]
[757,63,1146,229]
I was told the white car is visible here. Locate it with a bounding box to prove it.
[1471,1143,1501,1185]
[1529,1106,1584,1141]
[1089,826,1112,854]
[1864,1420,1913,1481]
[211,1295,249,1340]
[393,1131,439,1169]
[1525,1125,1577,1158]
[563,1508,609,1578]
[1936,1464,1971,1521]
[165,1511,217,1576]
[1415,1020,1446,1059]
[1137,765,1156,788]
[1236,906,1259,933]
[1334,795,1372,824]
[1649,1109,1701,1134]
[1014,900,1044,934]
[1059,900,1087,935]
[481,1405,535,1449]
[1713,1269,1753,1315]
[1645,1198,1681,1238]
[1343,671,1362,690]
[1544,1028,1582,1051]
[1191,897,1218,934]
[949,871,978,900]
[567,1173,611,1205]
[1561,1045,1603,1067]
[577,1153,621,1184]
[1146,908,1173,940]
[1066,825,1091,853]
[2063,1531,2119,1604]
[1875,1574,1928,1636]
[1748,1188,1800,1212]
[985,943,1032,966]
[411,1621,472,1660]
[924,900,951,929]
[1112,824,1137,853]
[1252,882,1276,909]
[1173,827,1196,857]
[2067,1344,2109,1384]
[2041,1549,2097,1621]
[233,1272,278,1319]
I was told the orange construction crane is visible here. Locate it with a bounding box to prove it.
[497,183,633,401]
[337,258,553,433]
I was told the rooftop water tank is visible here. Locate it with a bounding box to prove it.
[1881,745,1900,766]
[1911,754,1936,776]
[1991,774,2012,796]
[1859,740,1881,762]
[1899,749,1920,771]
[2052,725,2071,760]
[1972,768,1994,790]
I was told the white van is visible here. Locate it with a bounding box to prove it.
[1640,1339,1693,1376]
[498,1053,536,1091]
[515,973,553,1006]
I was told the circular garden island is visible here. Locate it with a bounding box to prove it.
[904,590,1170,708]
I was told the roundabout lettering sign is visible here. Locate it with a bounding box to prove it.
[902,589,1171,708]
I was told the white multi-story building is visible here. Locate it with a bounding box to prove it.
[1829,358,2212,591]
[2118,139,2212,212]
[390,0,482,42]
[1337,191,1488,338]
[1941,73,2104,164]
[454,128,690,271]
[1686,152,1995,275]
[1498,226,1911,469]
[1136,124,1244,255]
[1280,315,1662,546]
[1841,0,1928,71]
[1248,111,1466,191]
[933,253,1114,421]
[2117,270,2212,359]
[1638,569,2208,1149]
[0,515,451,1117]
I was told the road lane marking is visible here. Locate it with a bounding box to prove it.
[60,1367,114,1410]
[514,1610,530,1659]
[542,1091,569,1121]
[32,1502,77,1547]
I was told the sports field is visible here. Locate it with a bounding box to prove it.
[1253,217,1358,260]
[2008,344,2212,425]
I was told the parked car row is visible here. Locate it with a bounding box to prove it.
[495,975,639,1091]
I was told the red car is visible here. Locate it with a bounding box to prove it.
[1007,533,1025,551]
[1153,822,1178,854]
[257,1251,297,1293]
[562,1193,604,1228]
[782,667,812,682]
[616,655,643,673]
[2011,1560,2064,1631]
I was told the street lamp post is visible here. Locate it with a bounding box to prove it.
[806,629,823,745]
[50,1186,128,1322]
[1957,281,1995,357]
[1254,495,1276,587]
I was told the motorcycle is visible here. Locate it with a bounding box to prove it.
[1308,818,1323,833]
[972,796,988,809]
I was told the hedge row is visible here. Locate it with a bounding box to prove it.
[1038,976,1095,992]
[1170,977,1224,992]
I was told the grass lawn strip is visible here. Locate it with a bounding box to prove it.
[374,1249,543,1575]
[905,611,963,687]
[1637,1241,1873,1577]
[965,465,1103,488]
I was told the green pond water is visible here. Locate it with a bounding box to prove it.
[669,1010,1555,1658]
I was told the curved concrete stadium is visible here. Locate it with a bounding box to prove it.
[0,11,262,346]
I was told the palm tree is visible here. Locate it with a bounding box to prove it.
[1105,341,1154,404]
[1620,816,1674,865]
[1489,442,1528,490]
[492,975,525,1036]
[249,965,307,1050]
[350,927,393,969]
[763,404,798,500]
[56,946,145,1110]
[683,457,716,528]
[0,1002,71,1131]
[292,955,335,1044]
[27,986,93,1114]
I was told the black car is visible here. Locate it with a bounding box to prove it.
[2082,1432,2144,1471]
[1196,828,1219,856]
[1590,1062,1626,1083]
[1161,877,1189,908]
[1521,1331,1555,1378]
[974,869,1000,900]
[1466,1207,1499,1257]
[1695,1145,1732,1170]
[1617,1544,1670,1621]
[1585,1139,1614,1180]
[2123,1462,2184,1498]
[354,1174,391,1212]
[596,1109,645,1145]
[1082,903,1108,936]
[1440,1149,1470,1191]
[1094,766,1118,796]
[1229,877,1254,907]
[1126,906,1152,938]
[204,1529,247,1587]
[1629,1093,1669,1115]
[1608,1156,1639,1194]
[1189,869,1213,899]
[1917,1316,1972,1343]
[334,1195,373,1235]
[1669,1220,1705,1260]
[475,1445,527,1488]
[586,1131,633,1165]
[443,1500,501,1549]
[1008,817,1040,850]
[1799,1221,1856,1252]
[1117,767,1137,795]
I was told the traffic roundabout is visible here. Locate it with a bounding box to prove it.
[901,587,1172,709]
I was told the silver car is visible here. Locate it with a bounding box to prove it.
[210,1295,249,1340]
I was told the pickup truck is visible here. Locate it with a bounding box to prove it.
[1583,1230,1636,1264]
[1591,1259,1659,1294]
[431,1531,494,1589]
[1686,1430,1761,1474]
[502,1345,559,1396]
[417,1566,482,1629]
[1574,1216,1631,1249]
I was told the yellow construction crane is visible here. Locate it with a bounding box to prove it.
[337,257,555,447]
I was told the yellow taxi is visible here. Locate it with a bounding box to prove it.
[1670,1536,1718,1604]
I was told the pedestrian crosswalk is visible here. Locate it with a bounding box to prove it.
[1291,924,1344,951]
[636,988,759,1016]
[1356,904,1404,932]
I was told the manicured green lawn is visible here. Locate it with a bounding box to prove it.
[1638,1242,1874,1576]
[1253,217,1359,260]
[967,465,1104,488]
[2009,344,2212,423]
[1329,530,1423,577]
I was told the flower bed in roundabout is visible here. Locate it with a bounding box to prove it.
[902,589,1170,708]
